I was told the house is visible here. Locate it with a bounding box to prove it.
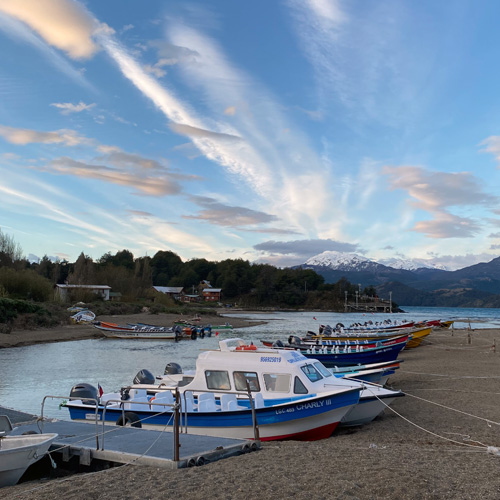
[55,284,111,301]
[202,288,222,302]
[182,294,201,303]
[152,286,184,301]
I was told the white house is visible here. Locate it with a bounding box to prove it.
[55,284,111,301]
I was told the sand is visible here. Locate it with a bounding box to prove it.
[0,311,266,349]
[2,326,500,499]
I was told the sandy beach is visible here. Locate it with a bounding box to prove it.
[0,311,266,349]
[2,326,500,499]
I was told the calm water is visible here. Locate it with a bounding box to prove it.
[2,306,500,419]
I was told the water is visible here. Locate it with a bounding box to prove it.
[2,306,500,419]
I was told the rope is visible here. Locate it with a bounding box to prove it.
[364,387,500,452]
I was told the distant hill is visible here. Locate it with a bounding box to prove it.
[296,251,500,307]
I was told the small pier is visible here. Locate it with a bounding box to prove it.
[9,418,259,470]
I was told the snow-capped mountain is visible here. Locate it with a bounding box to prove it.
[378,257,449,271]
[304,251,379,271]
[303,251,449,272]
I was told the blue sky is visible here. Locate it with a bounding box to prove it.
[1,0,500,270]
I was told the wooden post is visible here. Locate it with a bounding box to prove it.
[467,332,471,345]
[493,339,496,353]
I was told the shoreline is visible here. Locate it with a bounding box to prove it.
[0,311,267,349]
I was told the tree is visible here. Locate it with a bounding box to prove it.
[0,228,24,267]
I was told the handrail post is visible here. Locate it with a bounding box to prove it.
[246,382,260,442]
[174,388,180,462]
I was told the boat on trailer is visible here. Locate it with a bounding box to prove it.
[0,415,58,488]
[65,339,403,440]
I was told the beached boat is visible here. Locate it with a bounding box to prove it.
[0,415,58,488]
[65,339,403,439]
[93,322,205,340]
[261,333,411,350]
[307,326,431,349]
[297,341,407,367]
[70,309,96,324]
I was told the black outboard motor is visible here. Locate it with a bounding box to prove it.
[164,362,182,375]
[133,369,155,385]
[70,383,98,405]
[288,335,302,346]
[273,339,284,348]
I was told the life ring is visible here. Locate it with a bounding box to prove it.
[235,344,257,351]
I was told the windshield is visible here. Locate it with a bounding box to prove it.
[300,364,323,382]
[313,362,333,378]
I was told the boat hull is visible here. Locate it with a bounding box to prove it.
[301,342,406,367]
[66,389,360,442]
[0,433,58,487]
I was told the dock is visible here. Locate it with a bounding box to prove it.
[5,411,259,470]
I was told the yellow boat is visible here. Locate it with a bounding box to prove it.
[310,326,432,348]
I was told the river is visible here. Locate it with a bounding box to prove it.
[2,306,500,419]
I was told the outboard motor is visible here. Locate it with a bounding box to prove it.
[288,335,302,346]
[133,369,155,385]
[164,362,182,375]
[70,383,98,405]
[273,339,284,348]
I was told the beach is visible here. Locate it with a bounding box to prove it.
[0,311,267,349]
[2,326,500,499]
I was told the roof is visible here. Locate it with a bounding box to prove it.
[153,286,184,294]
[203,288,222,292]
[56,284,111,289]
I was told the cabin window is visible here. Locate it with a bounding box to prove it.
[205,370,231,390]
[301,364,323,382]
[312,362,333,378]
[293,376,308,394]
[233,371,260,392]
[263,373,290,392]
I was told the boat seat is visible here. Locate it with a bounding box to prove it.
[151,391,174,411]
[220,394,245,411]
[100,392,121,405]
[180,391,195,412]
[124,397,149,411]
[197,393,219,412]
[253,392,265,409]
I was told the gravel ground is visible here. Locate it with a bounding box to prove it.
[2,326,500,499]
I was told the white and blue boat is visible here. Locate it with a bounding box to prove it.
[64,339,403,440]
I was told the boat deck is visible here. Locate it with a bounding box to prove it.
[9,418,259,469]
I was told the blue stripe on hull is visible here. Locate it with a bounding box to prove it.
[66,389,360,430]
[302,343,405,367]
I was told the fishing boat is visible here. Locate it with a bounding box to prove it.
[64,339,402,440]
[261,333,411,350]
[93,322,206,340]
[308,326,431,349]
[297,341,407,367]
[0,415,58,488]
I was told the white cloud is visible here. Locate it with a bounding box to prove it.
[0,125,90,146]
[0,0,98,59]
[51,101,96,114]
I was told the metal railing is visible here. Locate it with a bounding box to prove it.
[41,385,260,463]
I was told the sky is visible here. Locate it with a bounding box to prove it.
[1,0,500,271]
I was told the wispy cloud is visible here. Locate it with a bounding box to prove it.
[383,165,498,238]
[0,125,91,146]
[51,101,96,114]
[184,196,279,228]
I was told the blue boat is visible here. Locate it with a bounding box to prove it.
[300,342,406,367]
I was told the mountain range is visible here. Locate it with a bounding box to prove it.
[297,251,500,308]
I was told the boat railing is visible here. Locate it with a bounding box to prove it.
[39,393,182,461]
[41,395,101,449]
[176,386,260,442]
